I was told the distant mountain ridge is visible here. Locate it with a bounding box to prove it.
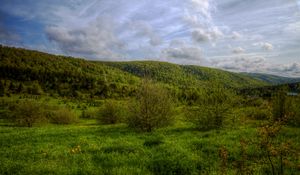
[243,73,300,85]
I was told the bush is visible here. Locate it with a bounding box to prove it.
[287,97,300,127]
[97,100,124,124]
[186,85,236,131]
[186,106,216,131]
[27,81,43,95]
[127,79,174,132]
[9,100,46,127]
[48,108,78,124]
[244,106,271,120]
[81,109,97,119]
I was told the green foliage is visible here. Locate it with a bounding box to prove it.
[80,109,98,119]
[286,97,300,127]
[272,88,292,121]
[244,102,272,120]
[148,147,196,175]
[143,135,164,147]
[127,79,174,132]
[0,45,139,99]
[97,100,125,125]
[8,100,46,127]
[102,145,136,154]
[48,108,78,125]
[27,81,43,95]
[186,85,236,131]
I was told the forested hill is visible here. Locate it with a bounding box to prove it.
[1,45,268,99]
[103,61,267,88]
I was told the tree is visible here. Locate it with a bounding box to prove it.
[127,79,174,132]
[186,84,236,131]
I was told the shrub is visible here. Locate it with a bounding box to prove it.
[81,109,97,119]
[127,79,174,132]
[48,108,78,124]
[245,106,271,120]
[186,85,235,131]
[27,81,43,95]
[97,100,124,124]
[287,97,300,127]
[9,100,46,127]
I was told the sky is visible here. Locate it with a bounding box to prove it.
[1,0,300,77]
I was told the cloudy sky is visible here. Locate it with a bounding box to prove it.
[1,0,300,77]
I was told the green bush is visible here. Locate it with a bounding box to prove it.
[186,106,216,131]
[97,100,124,124]
[9,100,46,127]
[48,108,78,124]
[186,85,236,131]
[245,106,271,120]
[287,97,300,127]
[81,109,98,119]
[127,79,174,132]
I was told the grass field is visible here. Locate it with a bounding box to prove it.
[1,116,300,174]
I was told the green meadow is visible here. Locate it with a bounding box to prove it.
[1,46,300,174]
[1,96,300,175]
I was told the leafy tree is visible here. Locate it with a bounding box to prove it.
[127,79,174,132]
[186,85,236,131]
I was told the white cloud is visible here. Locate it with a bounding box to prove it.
[129,21,162,46]
[189,0,212,19]
[46,17,124,59]
[232,47,245,54]
[212,56,267,72]
[212,56,300,77]
[162,46,203,61]
[192,27,223,43]
[253,42,274,51]
[231,31,242,40]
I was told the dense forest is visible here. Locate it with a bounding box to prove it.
[0,45,270,100]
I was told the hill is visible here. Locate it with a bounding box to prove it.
[242,72,300,85]
[1,45,268,100]
[101,61,267,89]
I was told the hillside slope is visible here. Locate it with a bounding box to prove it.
[1,45,268,99]
[102,61,268,88]
[0,45,140,98]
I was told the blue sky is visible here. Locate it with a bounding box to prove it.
[1,0,300,77]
